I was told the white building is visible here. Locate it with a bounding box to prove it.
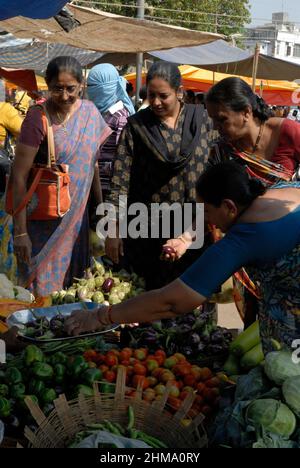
[244,12,300,65]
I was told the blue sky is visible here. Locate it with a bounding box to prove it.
[249,0,300,26]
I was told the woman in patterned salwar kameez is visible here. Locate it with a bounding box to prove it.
[105,62,216,296]
[11,57,111,296]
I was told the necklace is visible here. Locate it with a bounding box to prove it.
[236,122,265,156]
[252,122,264,154]
[56,112,70,133]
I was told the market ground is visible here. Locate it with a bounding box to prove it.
[218,303,243,330]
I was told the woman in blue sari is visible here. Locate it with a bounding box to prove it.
[65,161,300,354]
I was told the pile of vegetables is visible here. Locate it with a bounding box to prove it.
[50,259,145,306]
[0,337,115,435]
[122,309,233,363]
[82,346,228,419]
[69,406,168,448]
[210,349,300,448]
[223,321,264,376]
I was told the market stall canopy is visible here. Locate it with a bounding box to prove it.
[126,65,299,106]
[0,0,68,20]
[0,33,103,71]
[90,40,300,82]
[202,53,300,82]
[92,39,249,67]
[0,68,38,93]
[0,4,223,53]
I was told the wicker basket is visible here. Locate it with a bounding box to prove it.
[24,367,207,449]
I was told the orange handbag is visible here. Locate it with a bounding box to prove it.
[5,107,71,221]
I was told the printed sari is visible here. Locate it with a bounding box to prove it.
[20,100,111,295]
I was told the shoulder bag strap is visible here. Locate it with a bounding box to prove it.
[42,106,56,167]
[11,106,56,215]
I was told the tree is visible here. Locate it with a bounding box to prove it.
[76,0,251,37]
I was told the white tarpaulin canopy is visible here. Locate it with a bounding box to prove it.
[0,4,223,53]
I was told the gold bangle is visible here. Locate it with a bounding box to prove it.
[14,233,28,239]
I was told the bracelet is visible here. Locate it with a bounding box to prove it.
[97,305,115,326]
[14,232,28,239]
[107,305,115,324]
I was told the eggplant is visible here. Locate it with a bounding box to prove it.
[49,316,64,332]
[210,331,224,344]
[179,345,194,357]
[179,314,196,326]
[187,333,201,347]
[197,342,207,352]
[102,278,114,293]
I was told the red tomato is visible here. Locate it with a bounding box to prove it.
[120,348,133,361]
[167,396,182,411]
[196,382,206,394]
[154,349,166,360]
[183,373,197,387]
[133,363,147,376]
[98,364,109,374]
[105,354,118,367]
[104,370,116,383]
[132,375,149,390]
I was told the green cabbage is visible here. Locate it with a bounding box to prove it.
[246,399,296,438]
[282,376,300,418]
[264,351,300,385]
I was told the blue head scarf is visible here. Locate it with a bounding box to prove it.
[87,63,135,116]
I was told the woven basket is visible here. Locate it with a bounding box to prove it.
[24,367,207,449]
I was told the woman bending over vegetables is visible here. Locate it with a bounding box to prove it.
[65,161,300,354]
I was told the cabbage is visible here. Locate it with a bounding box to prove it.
[264,351,300,385]
[246,399,296,438]
[282,376,300,418]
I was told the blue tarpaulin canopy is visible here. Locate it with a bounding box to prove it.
[0,0,67,20]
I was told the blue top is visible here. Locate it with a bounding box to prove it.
[180,204,300,297]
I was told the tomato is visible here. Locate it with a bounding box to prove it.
[173,363,191,377]
[133,363,147,376]
[146,376,158,387]
[196,382,206,394]
[98,364,109,374]
[160,370,175,383]
[167,396,182,411]
[201,367,213,381]
[183,373,197,387]
[105,354,118,367]
[143,388,156,402]
[119,348,133,361]
[153,354,164,366]
[173,353,187,362]
[132,375,149,390]
[120,359,130,367]
[154,383,166,395]
[163,356,178,369]
[109,349,120,358]
[133,348,148,360]
[154,349,166,360]
[151,367,164,379]
[104,370,116,383]
[146,359,159,372]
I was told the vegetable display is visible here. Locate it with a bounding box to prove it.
[50,259,145,306]
[123,310,233,363]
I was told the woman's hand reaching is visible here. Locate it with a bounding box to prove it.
[64,309,104,336]
[161,237,189,262]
